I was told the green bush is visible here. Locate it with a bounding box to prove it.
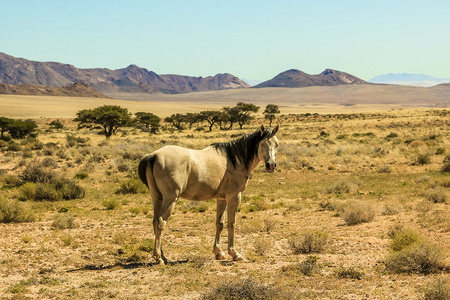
[390,228,423,252]
[3,174,22,187]
[103,199,121,210]
[18,182,37,201]
[288,231,329,254]
[115,178,147,195]
[0,198,35,223]
[74,172,89,180]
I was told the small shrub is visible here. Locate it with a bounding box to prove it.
[117,162,132,172]
[103,198,121,210]
[18,182,37,201]
[41,157,58,168]
[386,132,398,139]
[441,163,450,173]
[0,198,35,223]
[52,214,78,230]
[335,266,363,280]
[253,237,274,256]
[20,161,56,183]
[341,200,376,225]
[200,278,290,300]
[299,256,320,276]
[35,183,61,201]
[390,228,423,252]
[262,218,277,233]
[381,205,399,216]
[115,178,147,195]
[4,174,21,187]
[326,180,357,195]
[423,277,450,300]
[425,188,448,203]
[377,165,392,173]
[385,241,446,275]
[416,153,431,165]
[288,230,328,254]
[74,172,89,180]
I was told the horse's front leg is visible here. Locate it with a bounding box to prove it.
[213,200,227,260]
[227,192,244,261]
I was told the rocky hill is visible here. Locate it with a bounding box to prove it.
[0,52,250,95]
[0,82,108,98]
[255,69,367,88]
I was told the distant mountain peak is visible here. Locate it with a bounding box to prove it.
[369,73,450,87]
[255,68,366,88]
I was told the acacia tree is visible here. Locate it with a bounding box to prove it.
[7,120,38,139]
[135,112,161,134]
[0,117,13,139]
[164,113,186,130]
[74,105,132,137]
[235,102,260,129]
[199,110,224,131]
[263,104,280,126]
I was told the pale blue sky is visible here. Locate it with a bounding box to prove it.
[2,0,449,81]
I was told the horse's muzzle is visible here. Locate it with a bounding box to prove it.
[265,162,277,173]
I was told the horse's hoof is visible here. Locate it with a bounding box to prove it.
[232,254,246,262]
[215,253,227,260]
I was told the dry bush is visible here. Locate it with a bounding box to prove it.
[253,237,274,256]
[385,241,447,275]
[425,187,448,203]
[335,266,364,280]
[326,180,358,195]
[340,200,376,226]
[52,214,78,230]
[0,198,35,223]
[423,277,450,300]
[20,160,56,184]
[282,256,321,276]
[288,230,329,254]
[200,278,291,300]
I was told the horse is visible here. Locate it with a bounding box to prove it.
[138,125,279,264]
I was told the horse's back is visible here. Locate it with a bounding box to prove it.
[150,145,227,200]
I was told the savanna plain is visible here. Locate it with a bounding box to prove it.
[0,96,450,299]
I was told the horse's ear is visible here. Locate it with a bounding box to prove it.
[273,124,280,135]
[260,125,265,135]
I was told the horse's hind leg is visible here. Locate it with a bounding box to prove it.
[212,200,227,260]
[153,195,178,265]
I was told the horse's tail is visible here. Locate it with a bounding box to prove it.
[138,154,157,189]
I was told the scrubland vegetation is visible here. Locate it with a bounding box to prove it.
[0,107,450,299]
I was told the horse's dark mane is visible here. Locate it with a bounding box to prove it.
[211,128,275,170]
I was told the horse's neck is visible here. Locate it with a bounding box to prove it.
[247,156,261,173]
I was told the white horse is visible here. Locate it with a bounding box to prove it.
[138,125,279,264]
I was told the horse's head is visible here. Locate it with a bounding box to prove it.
[258,124,279,173]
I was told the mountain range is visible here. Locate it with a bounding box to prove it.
[0,52,250,95]
[0,53,372,98]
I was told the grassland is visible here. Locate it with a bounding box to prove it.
[0,100,450,299]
